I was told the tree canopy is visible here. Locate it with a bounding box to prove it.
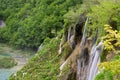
[0,0,83,49]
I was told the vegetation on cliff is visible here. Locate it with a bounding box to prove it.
[0,0,83,49]
[95,25,120,80]
[9,37,61,80]
[0,0,120,80]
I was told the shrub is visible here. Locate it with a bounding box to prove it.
[0,57,17,68]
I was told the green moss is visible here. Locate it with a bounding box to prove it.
[58,62,71,80]
[61,42,72,60]
[112,55,120,61]
[96,56,120,80]
[0,57,17,68]
[95,70,113,80]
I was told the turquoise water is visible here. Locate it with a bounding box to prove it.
[0,52,14,80]
[0,53,30,80]
[0,44,35,80]
[0,69,15,80]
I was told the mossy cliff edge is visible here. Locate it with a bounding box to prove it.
[9,0,120,80]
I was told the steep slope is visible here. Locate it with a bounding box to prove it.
[9,38,61,80]
[0,0,83,49]
[9,0,120,80]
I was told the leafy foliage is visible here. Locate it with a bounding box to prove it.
[63,0,120,37]
[1,0,120,80]
[95,70,113,80]
[0,0,83,49]
[98,59,120,76]
[96,57,120,80]
[103,25,120,54]
[87,0,120,36]
[96,25,120,80]
[9,37,61,80]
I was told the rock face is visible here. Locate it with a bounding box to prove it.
[58,13,87,80]
[58,14,103,80]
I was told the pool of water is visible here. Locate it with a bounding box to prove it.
[0,44,35,80]
[0,69,15,80]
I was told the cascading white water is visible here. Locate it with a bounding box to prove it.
[87,42,103,80]
[67,30,71,42]
[77,18,88,80]
[77,18,103,80]
[58,17,103,80]
[38,44,43,51]
[77,39,103,80]
[58,41,62,55]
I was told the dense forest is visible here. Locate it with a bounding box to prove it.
[0,0,120,80]
[0,0,82,49]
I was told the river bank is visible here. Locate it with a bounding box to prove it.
[0,43,35,80]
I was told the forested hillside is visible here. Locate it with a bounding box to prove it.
[0,0,120,80]
[0,0,82,49]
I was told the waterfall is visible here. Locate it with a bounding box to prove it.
[77,18,103,80]
[77,18,88,80]
[0,20,6,27]
[87,42,103,80]
[58,18,103,80]
[67,30,71,42]
[58,40,63,55]
[38,44,43,51]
